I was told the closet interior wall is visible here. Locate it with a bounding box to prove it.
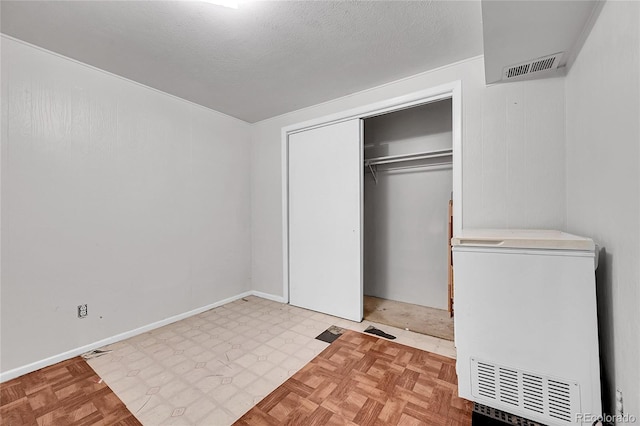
[363,99,453,310]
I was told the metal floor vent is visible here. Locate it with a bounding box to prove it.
[474,402,545,426]
[503,53,563,80]
[471,358,580,424]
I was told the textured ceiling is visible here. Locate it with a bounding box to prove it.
[1,1,483,123]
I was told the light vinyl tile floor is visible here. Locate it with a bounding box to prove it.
[86,296,456,425]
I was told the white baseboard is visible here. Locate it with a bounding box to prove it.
[250,290,287,304]
[0,291,256,383]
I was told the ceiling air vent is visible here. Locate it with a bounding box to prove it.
[503,53,563,80]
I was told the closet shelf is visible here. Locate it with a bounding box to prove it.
[364,148,452,167]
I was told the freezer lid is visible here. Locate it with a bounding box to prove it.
[451,229,595,251]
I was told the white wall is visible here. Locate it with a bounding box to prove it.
[363,101,452,309]
[0,37,252,374]
[565,0,640,419]
[251,56,566,298]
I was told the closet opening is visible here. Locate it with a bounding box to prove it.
[363,98,454,341]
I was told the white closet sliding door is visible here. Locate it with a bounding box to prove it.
[288,119,363,322]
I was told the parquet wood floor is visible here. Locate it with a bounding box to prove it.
[0,356,141,426]
[234,330,472,426]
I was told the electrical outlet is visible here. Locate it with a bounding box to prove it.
[77,304,88,319]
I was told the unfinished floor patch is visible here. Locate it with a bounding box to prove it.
[364,295,454,341]
[315,325,346,344]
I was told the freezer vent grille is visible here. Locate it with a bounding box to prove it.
[522,374,544,413]
[503,53,563,80]
[476,362,497,399]
[499,367,520,406]
[548,380,573,422]
[471,358,580,424]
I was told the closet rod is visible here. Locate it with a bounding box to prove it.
[383,161,452,172]
[366,161,452,176]
[364,148,452,167]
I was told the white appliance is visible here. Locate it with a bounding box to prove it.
[452,229,601,426]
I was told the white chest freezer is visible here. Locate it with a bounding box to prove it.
[452,229,601,426]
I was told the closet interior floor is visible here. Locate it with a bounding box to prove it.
[363,296,454,341]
